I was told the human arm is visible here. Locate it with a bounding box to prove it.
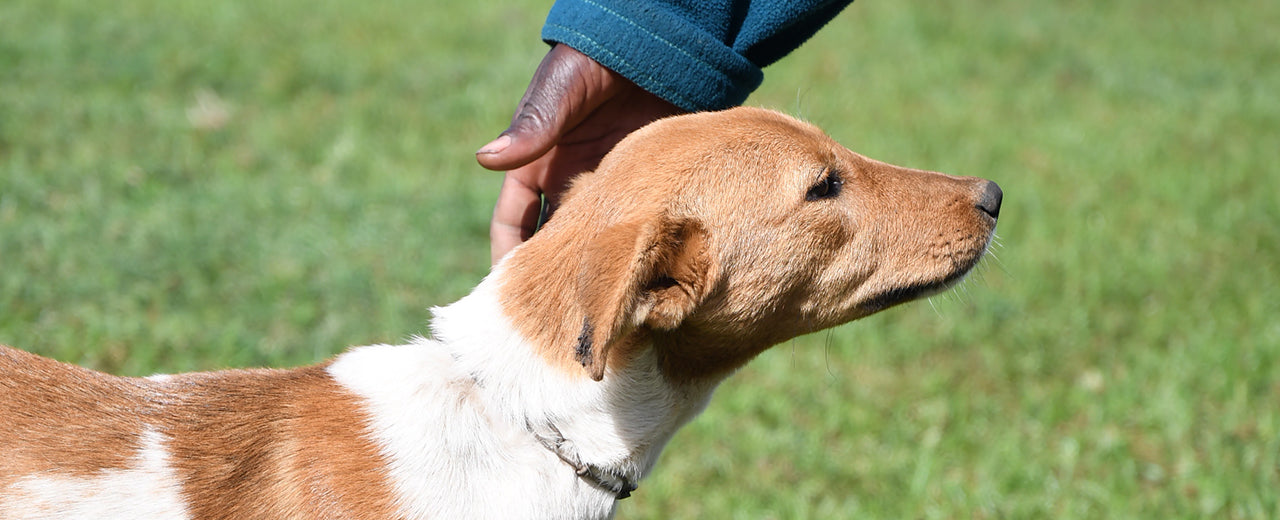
[541,0,855,111]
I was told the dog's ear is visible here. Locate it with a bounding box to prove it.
[575,217,712,381]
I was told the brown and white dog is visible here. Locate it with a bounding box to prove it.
[0,107,1001,519]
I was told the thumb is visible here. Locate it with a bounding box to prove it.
[475,93,564,171]
[476,44,617,172]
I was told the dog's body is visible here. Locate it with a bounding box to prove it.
[0,108,1001,519]
[1,277,687,519]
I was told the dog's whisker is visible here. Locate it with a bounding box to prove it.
[927,295,944,316]
[983,250,1011,280]
[823,328,839,383]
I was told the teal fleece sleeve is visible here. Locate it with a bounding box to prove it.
[541,0,854,112]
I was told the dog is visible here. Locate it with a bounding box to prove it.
[0,107,1001,519]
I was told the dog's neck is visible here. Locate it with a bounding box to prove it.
[328,259,725,516]
[330,273,720,516]
[429,271,722,486]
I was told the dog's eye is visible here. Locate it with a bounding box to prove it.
[805,171,843,201]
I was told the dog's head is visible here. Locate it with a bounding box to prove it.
[500,107,1001,382]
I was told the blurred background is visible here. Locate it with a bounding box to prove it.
[1,0,1276,517]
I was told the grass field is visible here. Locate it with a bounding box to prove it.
[2,0,1277,518]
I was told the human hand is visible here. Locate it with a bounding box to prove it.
[476,44,684,264]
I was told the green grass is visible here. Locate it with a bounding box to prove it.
[2,0,1277,518]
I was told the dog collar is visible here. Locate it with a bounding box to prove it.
[530,423,638,500]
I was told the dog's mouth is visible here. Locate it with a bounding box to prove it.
[859,237,993,313]
[861,274,964,313]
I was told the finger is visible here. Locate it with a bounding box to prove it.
[475,48,571,171]
[476,45,618,172]
[490,171,544,264]
[475,103,559,172]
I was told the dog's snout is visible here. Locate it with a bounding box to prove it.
[976,181,1003,219]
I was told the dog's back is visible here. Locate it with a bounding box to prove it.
[0,345,400,519]
[2,346,153,477]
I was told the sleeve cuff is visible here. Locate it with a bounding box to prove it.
[542,0,764,112]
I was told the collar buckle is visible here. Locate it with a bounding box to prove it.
[529,423,638,500]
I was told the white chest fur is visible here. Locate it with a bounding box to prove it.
[326,274,720,519]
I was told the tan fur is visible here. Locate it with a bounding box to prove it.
[161,366,400,519]
[499,107,999,383]
[0,346,401,519]
[0,347,148,483]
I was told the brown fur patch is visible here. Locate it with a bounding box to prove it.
[160,365,402,519]
[0,346,401,518]
[0,345,148,486]
[498,107,999,385]
[501,213,713,381]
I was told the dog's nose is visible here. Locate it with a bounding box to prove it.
[976,181,1002,218]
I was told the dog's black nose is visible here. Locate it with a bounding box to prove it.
[976,181,1003,218]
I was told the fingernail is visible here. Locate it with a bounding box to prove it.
[476,134,512,155]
